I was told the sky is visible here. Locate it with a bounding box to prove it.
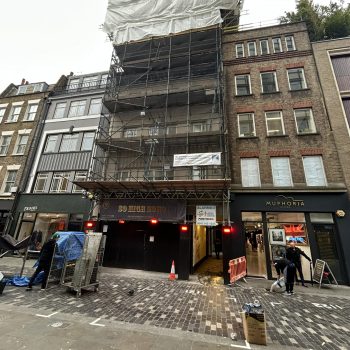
[0,0,346,93]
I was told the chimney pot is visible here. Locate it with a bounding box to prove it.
[21,78,25,85]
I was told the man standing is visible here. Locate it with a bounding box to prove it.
[26,233,60,291]
[286,240,311,287]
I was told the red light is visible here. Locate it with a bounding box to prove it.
[118,220,125,224]
[223,226,234,234]
[180,225,188,232]
[150,218,158,224]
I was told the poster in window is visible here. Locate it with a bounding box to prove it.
[269,228,286,245]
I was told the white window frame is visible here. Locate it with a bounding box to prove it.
[260,39,270,55]
[235,43,245,58]
[285,35,296,51]
[2,169,18,194]
[7,105,22,122]
[287,68,307,90]
[13,133,29,155]
[302,156,327,186]
[88,98,102,115]
[59,133,79,152]
[272,37,282,53]
[33,173,49,193]
[44,135,58,153]
[237,113,256,137]
[68,100,86,118]
[192,122,210,133]
[235,74,251,96]
[82,76,98,88]
[68,78,80,90]
[265,111,285,136]
[294,109,316,134]
[50,172,70,193]
[241,158,261,187]
[72,171,87,193]
[24,103,38,121]
[53,102,67,119]
[247,42,257,56]
[271,157,293,187]
[0,105,7,123]
[0,133,13,156]
[260,71,279,93]
[81,132,95,151]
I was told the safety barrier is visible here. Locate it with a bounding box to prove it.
[228,256,247,284]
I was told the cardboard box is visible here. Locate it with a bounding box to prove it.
[240,311,267,346]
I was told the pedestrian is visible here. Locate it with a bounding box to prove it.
[286,240,311,287]
[214,232,221,259]
[284,259,296,295]
[26,233,60,291]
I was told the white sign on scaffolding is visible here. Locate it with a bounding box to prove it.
[173,152,221,167]
[196,205,217,226]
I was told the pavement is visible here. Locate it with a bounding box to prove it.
[0,257,350,350]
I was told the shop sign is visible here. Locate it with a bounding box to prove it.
[196,205,216,226]
[100,199,186,221]
[265,195,304,208]
[173,152,221,167]
[24,206,38,212]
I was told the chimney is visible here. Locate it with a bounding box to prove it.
[25,81,29,85]
[21,78,25,85]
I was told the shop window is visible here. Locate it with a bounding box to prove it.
[50,172,70,193]
[242,212,262,221]
[68,213,84,231]
[247,42,257,56]
[59,133,79,152]
[265,111,285,136]
[241,158,261,187]
[302,156,327,186]
[272,37,282,53]
[44,135,58,153]
[235,74,251,96]
[271,157,293,187]
[53,102,66,119]
[288,68,307,90]
[33,173,49,193]
[310,213,334,223]
[260,71,278,93]
[294,108,316,134]
[238,113,256,137]
[260,39,269,55]
[235,43,245,58]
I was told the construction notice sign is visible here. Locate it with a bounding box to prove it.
[196,205,216,226]
[173,152,221,167]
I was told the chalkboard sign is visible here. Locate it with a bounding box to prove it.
[312,259,325,284]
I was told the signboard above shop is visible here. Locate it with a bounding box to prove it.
[173,152,221,167]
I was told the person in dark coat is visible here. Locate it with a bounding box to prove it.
[214,230,222,259]
[286,240,311,287]
[26,233,60,291]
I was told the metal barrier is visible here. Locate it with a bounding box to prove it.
[228,256,247,284]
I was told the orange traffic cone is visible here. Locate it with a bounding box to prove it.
[169,260,176,280]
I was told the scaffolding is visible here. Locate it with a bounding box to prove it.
[75,11,241,224]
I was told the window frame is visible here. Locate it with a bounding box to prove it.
[302,156,327,186]
[0,107,7,123]
[260,71,279,93]
[44,135,58,153]
[3,170,17,193]
[237,113,256,137]
[13,134,29,155]
[265,111,285,136]
[72,171,87,193]
[33,173,49,193]
[235,74,252,96]
[285,35,296,51]
[272,37,283,53]
[287,68,307,90]
[88,98,102,115]
[235,43,245,58]
[24,103,38,121]
[53,102,67,119]
[294,108,316,134]
[50,172,70,193]
[241,158,261,187]
[7,105,22,122]
[247,41,257,56]
[68,100,86,118]
[80,132,95,151]
[59,133,79,153]
[82,76,98,88]
[124,129,138,138]
[0,135,12,155]
[260,39,270,55]
[271,157,293,187]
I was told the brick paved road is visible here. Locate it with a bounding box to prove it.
[1,265,350,350]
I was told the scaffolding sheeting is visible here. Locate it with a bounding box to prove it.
[103,0,242,44]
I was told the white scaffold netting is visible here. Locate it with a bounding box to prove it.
[103,0,242,44]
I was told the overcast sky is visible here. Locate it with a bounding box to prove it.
[0,0,346,93]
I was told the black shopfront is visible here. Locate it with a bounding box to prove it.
[227,192,350,285]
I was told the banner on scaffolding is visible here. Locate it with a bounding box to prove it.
[173,152,221,167]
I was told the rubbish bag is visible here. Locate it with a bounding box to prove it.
[6,271,44,287]
[270,277,286,293]
[242,300,264,314]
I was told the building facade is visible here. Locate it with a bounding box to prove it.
[9,72,107,252]
[223,22,350,284]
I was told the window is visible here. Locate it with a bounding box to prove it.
[88,98,102,115]
[81,132,95,151]
[119,170,130,181]
[82,76,98,88]
[260,39,269,55]
[100,74,108,87]
[247,42,257,56]
[288,68,307,90]
[44,135,58,153]
[235,43,245,58]
[192,166,207,180]
[149,126,159,136]
[294,109,316,134]
[33,173,49,193]
[238,113,256,137]
[260,71,278,93]
[272,38,282,53]
[24,104,38,121]
[303,156,327,186]
[7,106,21,122]
[60,134,79,152]
[0,135,12,155]
[241,158,261,187]
[53,102,66,119]
[192,122,210,133]
[72,171,87,193]
[235,74,251,95]
[14,134,29,154]
[68,100,86,118]
[3,170,17,193]
[167,126,177,135]
[17,86,27,95]
[0,107,6,123]
[50,172,70,193]
[265,111,285,136]
[68,78,79,90]
[124,129,138,138]
[285,35,296,51]
[271,157,293,186]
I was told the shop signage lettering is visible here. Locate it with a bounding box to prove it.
[117,205,167,214]
[266,195,304,208]
[24,206,38,212]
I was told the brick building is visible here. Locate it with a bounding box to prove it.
[223,22,350,284]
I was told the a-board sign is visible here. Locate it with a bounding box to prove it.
[312,259,325,284]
